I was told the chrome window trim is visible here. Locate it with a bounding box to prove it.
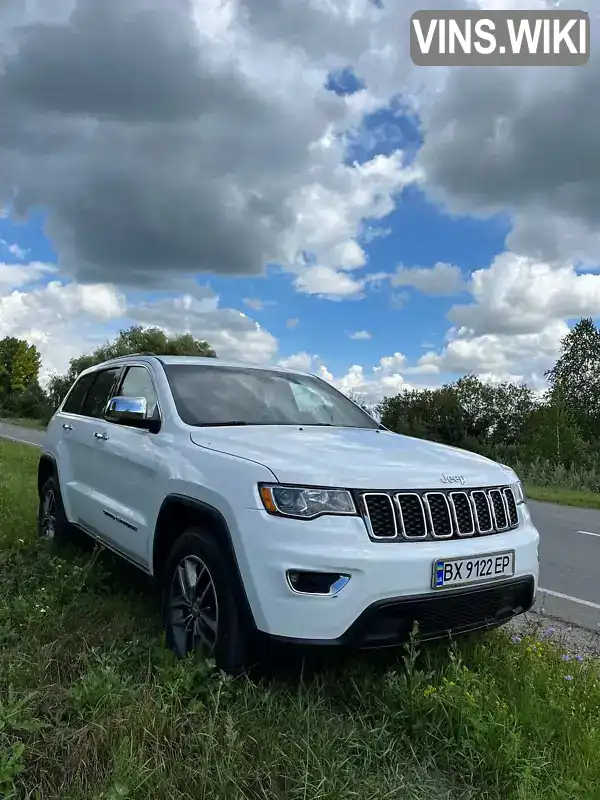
[98,362,163,431]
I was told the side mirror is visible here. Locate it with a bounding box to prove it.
[105,396,159,432]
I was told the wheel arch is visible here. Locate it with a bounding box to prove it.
[37,453,58,497]
[153,494,256,628]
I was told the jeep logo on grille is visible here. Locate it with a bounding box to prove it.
[440,474,466,485]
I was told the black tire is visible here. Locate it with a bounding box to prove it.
[162,527,251,675]
[37,475,73,544]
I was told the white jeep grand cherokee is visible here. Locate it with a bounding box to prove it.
[37,355,540,672]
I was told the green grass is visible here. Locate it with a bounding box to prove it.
[2,439,600,799]
[0,416,46,430]
[525,484,600,509]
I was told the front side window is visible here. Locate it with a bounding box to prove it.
[163,364,378,429]
[80,368,121,419]
[118,366,159,418]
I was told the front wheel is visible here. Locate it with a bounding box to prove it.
[162,527,251,675]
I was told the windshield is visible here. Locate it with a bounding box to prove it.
[163,364,379,429]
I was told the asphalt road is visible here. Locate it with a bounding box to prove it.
[1,421,599,631]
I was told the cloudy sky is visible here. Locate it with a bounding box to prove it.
[0,0,598,402]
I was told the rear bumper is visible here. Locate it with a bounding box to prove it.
[265,576,534,648]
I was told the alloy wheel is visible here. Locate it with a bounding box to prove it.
[170,555,219,658]
[40,489,57,539]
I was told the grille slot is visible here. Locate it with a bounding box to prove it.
[424,492,453,539]
[450,492,475,536]
[503,488,519,527]
[359,485,519,542]
[471,490,493,533]
[489,489,508,530]
[396,493,428,539]
[362,493,397,539]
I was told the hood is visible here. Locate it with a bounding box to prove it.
[189,425,515,490]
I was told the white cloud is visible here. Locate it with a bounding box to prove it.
[417,0,600,265]
[0,262,55,291]
[129,291,278,364]
[418,321,567,390]
[278,351,313,371]
[0,277,278,382]
[0,0,423,298]
[280,350,437,405]
[348,330,372,340]
[393,262,465,296]
[293,264,367,300]
[243,298,276,311]
[0,279,127,381]
[283,151,420,291]
[449,252,600,336]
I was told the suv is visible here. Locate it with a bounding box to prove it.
[37,355,540,672]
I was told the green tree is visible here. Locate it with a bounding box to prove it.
[46,325,216,410]
[379,385,471,448]
[546,317,600,440]
[519,397,589,468]
[0,337,42,397]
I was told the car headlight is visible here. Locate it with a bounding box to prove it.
[511,480,526,505]
[258,484,356,519]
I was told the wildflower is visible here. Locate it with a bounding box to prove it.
[542,626,555,638]
[576,655,585,663]
[562,654,572,662]
[564,675,573,682]
[511,635,522,644]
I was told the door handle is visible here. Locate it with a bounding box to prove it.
[94,432,109,441]
[62,423,73,431]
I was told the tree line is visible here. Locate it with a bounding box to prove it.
[2,318,598,487]
[0,325,215,424]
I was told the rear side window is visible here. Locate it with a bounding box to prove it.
[80,368,121,419]
[62,372,96,415]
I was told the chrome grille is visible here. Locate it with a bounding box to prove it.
[362,493,397,539]
[450,492,475,537]
[424,492,453,539]
[395,493,427,539]
[489,489,508,530]
[503,487,519,527]
[360,486,519,542]
[472,490,493,533]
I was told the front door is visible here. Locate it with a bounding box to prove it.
[82,364,165,569]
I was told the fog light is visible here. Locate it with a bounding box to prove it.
[286,570,350,596]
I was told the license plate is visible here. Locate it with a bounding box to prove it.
[432,550,515,590]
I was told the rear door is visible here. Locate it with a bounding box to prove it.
[66,366,123,534]
[52,370,99,523]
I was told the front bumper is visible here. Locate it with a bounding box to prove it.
[235,502,540,643]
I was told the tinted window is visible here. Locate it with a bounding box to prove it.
[62,372,96,415]
[80,368,121,419]
[163,364,378,429]
[119,366,159,418]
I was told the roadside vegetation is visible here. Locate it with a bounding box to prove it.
[2,437,600,799]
